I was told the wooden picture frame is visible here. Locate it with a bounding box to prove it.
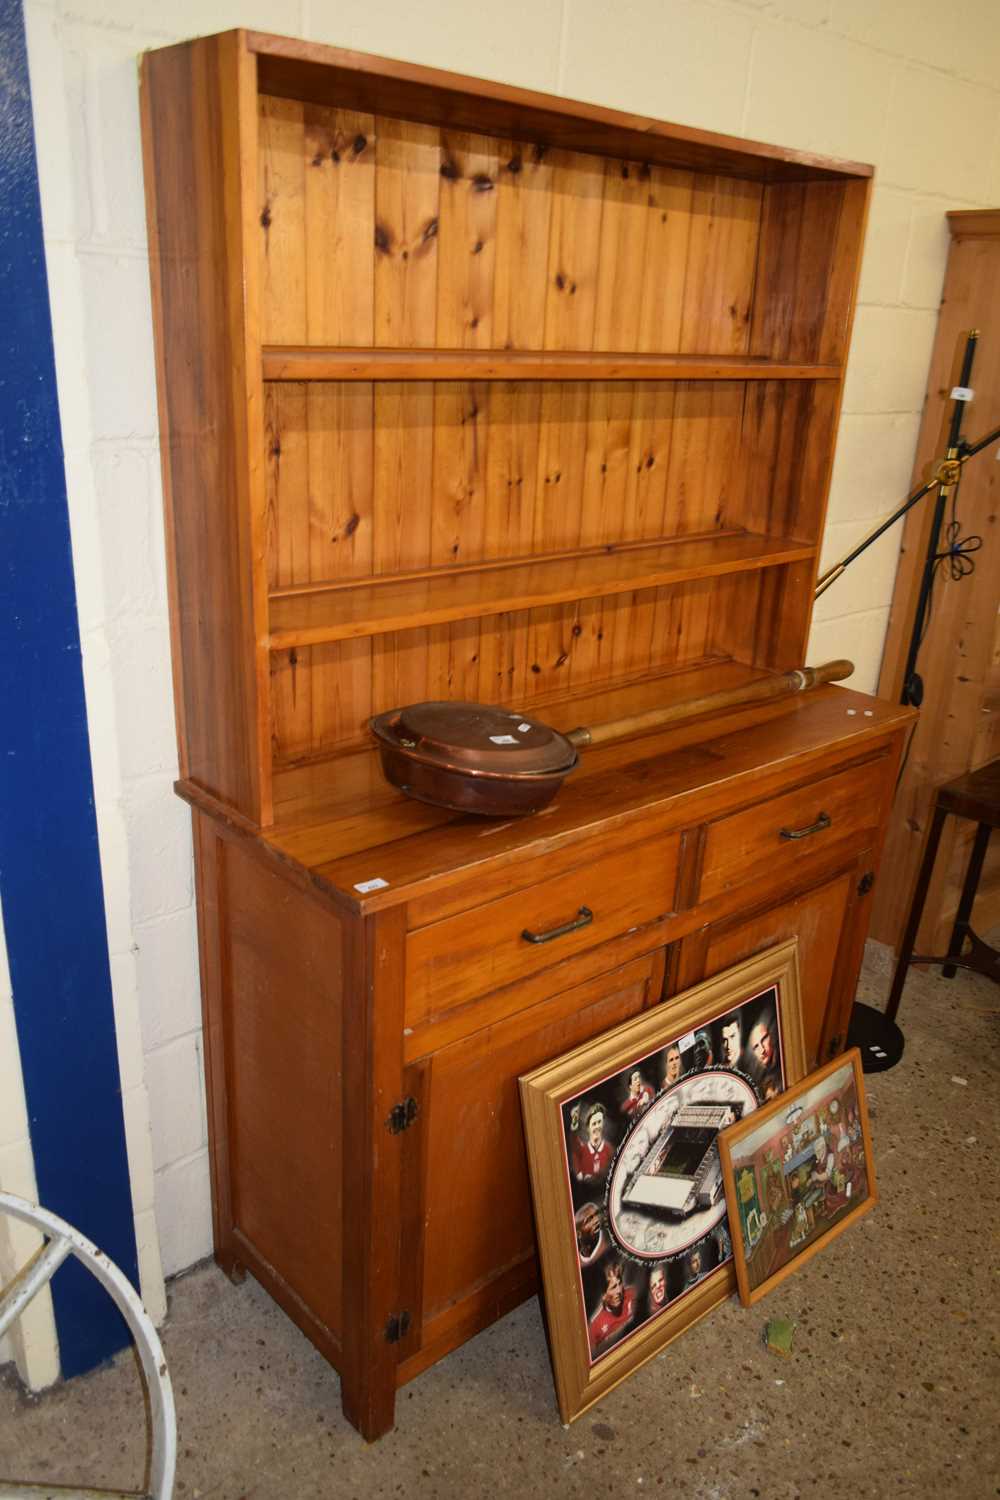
[718,1047,877,1307]
[519,940,806,1423]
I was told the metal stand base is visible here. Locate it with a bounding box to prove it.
[0,1192,176,1498]
[847,1001,906,1074]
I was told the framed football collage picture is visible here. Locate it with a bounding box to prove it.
[520,940,805,1422]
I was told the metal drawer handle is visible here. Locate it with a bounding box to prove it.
[522,906,594,944]
[780,811,831,841]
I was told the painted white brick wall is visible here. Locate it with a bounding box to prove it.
[5,0,998,1309]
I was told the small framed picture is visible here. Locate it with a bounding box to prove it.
[519,940,805,1423]
[718,1047,876,1307]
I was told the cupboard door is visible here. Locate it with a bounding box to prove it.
[673,856,872,1067]
[396,950,664,1379]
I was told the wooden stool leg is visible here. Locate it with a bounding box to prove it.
[942,821,991,978]
[886,803,947,1023]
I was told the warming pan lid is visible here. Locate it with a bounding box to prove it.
[372,701,577,778]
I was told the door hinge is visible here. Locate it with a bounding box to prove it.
[858,871,875,896]
[386,1097,418,1134]
[384,1310,411,1343]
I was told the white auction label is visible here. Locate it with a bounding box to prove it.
[489,734,518,744]
[950,386,974,401]
[354,877,390,893]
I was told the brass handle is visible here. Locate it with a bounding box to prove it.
[795,660,854,689]
[522,906,594,944]
[780,812,831,841]
[567,659,855,751]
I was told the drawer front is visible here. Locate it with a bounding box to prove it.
[698,755,889,903]
[406,835,679,1026]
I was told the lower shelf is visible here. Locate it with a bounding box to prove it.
[268,656,773,828]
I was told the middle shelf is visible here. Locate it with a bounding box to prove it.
[262,346,843,383]
[267,530,815,649]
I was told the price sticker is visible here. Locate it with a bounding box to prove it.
[354,877,390,893]
[950,386,974,401]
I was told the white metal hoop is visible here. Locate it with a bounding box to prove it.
[0,1192,176,1500]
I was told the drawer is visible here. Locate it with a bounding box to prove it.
[698,755,889,903]
[406,835,680,1026]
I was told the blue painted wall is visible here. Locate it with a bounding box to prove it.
[0,0,139,1376]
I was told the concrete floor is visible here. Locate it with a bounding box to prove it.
[1,942,998,1500]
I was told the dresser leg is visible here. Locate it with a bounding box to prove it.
[340,907,407,1442]
[215,1249,246,1285]
[340,1359,397,1441]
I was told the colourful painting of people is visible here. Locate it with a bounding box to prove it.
[724,1056,873,1296]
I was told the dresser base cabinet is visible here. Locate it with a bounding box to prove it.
[188,699,909,1439]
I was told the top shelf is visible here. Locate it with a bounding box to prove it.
[250,31,873,185]
[261,347,843,383]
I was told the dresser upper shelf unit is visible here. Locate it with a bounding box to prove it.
[261,348,844,383]
[141,27,873,826]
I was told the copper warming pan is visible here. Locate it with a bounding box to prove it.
[370,659,853,817]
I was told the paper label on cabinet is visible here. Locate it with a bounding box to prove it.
[354,877,390,893]
[950,386,973,401]
[489,734,518,744]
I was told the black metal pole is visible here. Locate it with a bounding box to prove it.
[843,332,996,1074]
[814,475,937,597]
[814,414,1000,601]
[900,331,979,707]
[958,418,1000,462]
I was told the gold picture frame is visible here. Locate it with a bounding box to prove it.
[718,1047,877,1307]
[519,940,806,1423]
